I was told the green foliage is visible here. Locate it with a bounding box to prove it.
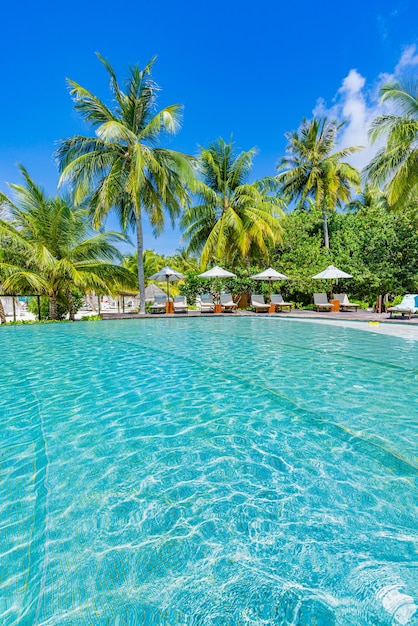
[181,138,283,267]
[180,267,284,305]
[270,197,418,306]
[271,208,330,305]
[80,315,102,321]
[57,54,195,313]
[277,117,361,249]
[28,289,84,320]
[180,272,210,305]
[366,78,418,209]
[0,166,136,320]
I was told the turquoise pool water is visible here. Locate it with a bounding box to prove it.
[1,317,417,625]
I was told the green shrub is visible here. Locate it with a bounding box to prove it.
[27,289,84,320]
[80,315,102,322]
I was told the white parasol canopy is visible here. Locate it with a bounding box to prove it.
[312,265,352,280]
[199,265,236,279]
[198,266,236,303]
[250,267,289,281]
[250,267,289,301]
[312,265,352,298]
[149,266,185,300]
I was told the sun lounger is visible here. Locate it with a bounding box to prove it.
[150,294,167,314]
[386,294,418,319]
[270,294,292,311]
[251,295,270,313]
[333,293,360,312]
[200,294,215,313]
[220,294,237,312]
[173,295,188,314]
[313,293,333,311]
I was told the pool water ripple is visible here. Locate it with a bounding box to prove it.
[1,317,417,625]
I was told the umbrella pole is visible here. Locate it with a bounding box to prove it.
[167,277,171,313]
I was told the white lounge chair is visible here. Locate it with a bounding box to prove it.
[270,294,292,311]
[251,295,270,313]
[173,295,188,314]
[333,293,360,312]
[150,294,167,314]
[220,294,237,312]
[313,293,333,311]
[200,294,215,313]
[386,294,418,319]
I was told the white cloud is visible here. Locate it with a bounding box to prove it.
[395,44,418,73]
[312,45,418,173]
[339,69,366,96]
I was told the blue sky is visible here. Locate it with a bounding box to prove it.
[1,0,417,254]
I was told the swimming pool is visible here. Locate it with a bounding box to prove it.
[1,317,417,625]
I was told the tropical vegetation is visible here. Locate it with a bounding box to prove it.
[277,117,361,250]
[366,77,418,209]
[0,58,417,323]
[0,166,136,320]
[56,54,195,314]
[181,138,283,267]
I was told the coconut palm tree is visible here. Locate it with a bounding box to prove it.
[366,78,418,209]
[277,117,361,250]
[181,138,283,268]
[345,184,389,214]
[56,54,195,314]
[167,248,200,274]
[0,166,136,319]
[122,249,165,285]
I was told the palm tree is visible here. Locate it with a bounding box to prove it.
[167,248,200,274]
[56,54,195,314]
[0,166,136,319]
[277,117,361,250]
[122,249,165,284]
[181,138,283,268]
[346,184,389,214]
[366,78,418,209]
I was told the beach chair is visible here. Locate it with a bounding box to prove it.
[333,293,360,312]
[313,293,333,311]
[270,294,292,312]
[386,294,418,319]
[173,295,188,314]
[251,295,270,313]
[150,294,167,314]
[220,294,237,312]
[200,294,215,313]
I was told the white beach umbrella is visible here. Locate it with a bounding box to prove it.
[312,265,352,298]
[149,266,185,301]
[198,265,236,303]
[250,267,289,301]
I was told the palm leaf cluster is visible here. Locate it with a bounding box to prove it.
[56,54,195,313]
[0,166,135,319]
[277,117,361,249]
[182,138,283,268]
[366,78,418,209]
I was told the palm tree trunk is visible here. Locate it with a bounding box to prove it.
[136,212,146,314]
[321,207,330,252]
[49,293,58,319]
[0,298,6,324]
[87,292,97,313]
[66,283,75,321]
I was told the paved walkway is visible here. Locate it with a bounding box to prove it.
[101,308,418,325]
